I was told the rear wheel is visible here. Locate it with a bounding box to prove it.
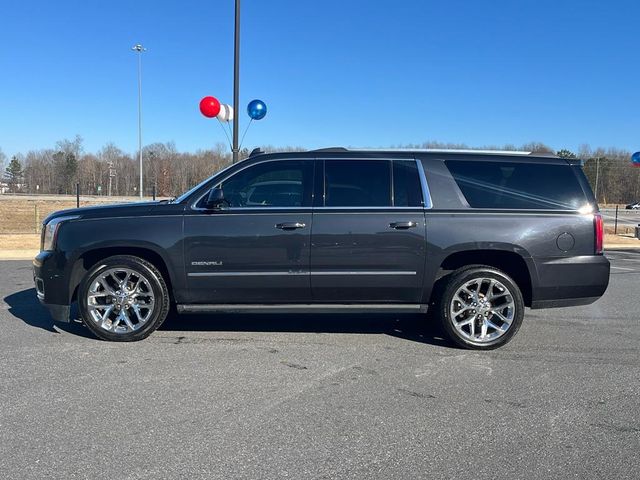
[78,255,170,341]
[439,266,524,350]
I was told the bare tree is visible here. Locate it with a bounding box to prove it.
[0,148,6,176]
[8,138,640,204]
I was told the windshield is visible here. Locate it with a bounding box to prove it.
[172,162,236,204]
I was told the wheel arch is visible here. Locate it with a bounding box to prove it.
[434,249,534,307]
[69,246,175,303]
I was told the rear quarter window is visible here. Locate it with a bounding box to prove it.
[446,160,587,210]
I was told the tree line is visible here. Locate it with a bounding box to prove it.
[1,138,639,203]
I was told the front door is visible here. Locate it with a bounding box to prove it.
[184,159,315,304]
[310,158,427,303]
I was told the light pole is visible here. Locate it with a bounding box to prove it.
[132,43,146,198]
[232,0,240,163]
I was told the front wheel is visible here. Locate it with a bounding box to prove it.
[439,266,524,350]
[78,255,170,341]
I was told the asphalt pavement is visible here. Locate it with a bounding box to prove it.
[1,252,639,479]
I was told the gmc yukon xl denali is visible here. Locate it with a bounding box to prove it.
[33,148,610,349]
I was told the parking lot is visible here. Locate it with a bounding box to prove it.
[602,207,640,231]
[1,252,639,479]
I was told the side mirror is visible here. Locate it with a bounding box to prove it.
[205,187,226,210]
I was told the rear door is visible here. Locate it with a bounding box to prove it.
[310,158,427,302]
[183,159,315,304]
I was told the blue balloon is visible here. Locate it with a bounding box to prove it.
[247,99,267,120]
[633,151,640,166]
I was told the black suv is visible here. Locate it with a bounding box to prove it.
[33,148,610,349]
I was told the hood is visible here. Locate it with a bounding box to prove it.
[42,201,165,224]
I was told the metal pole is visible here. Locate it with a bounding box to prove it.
[132,44,146,198]
[232,0,240,163]
[76,183,80,208]
[615,204,619,235]
[137,49,143,198]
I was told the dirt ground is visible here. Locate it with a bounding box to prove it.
[0,195,140,234]
[0,234,40,250]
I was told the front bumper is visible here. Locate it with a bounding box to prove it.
[33,251,71,323]
[530,254,610,309]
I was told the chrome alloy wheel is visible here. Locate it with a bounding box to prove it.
[86,267,155,334]
[449,277,515,344]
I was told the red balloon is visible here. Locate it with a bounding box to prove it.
[199,96,221,118]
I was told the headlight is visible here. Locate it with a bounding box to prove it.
[41,215,80,251]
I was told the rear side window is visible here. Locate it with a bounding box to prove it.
[393,160,423,207]
[324,160,391,207]
[446,160,587,210]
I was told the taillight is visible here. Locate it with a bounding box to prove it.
[594,213,604,254]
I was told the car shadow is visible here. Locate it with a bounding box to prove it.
[159,308,453,347]
[5,288,454,348]
[3,288,94,339]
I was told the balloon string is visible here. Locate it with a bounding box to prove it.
[239,119,253,150]
[226,120,233,142]
[216,118,233,150]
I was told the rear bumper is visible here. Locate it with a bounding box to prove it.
[33,251,71,323]
[530,254,610,309]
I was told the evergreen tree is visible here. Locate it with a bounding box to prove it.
[5,156,23,192]
[557,149,577,159]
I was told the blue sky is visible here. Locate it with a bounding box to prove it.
[1,0,639,158]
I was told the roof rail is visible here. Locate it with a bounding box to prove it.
[529,151,559,157]
[416,149,533,156]
[310,147,349,153]
[307,147,559,158]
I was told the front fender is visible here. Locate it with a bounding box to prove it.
[56,215,185,305]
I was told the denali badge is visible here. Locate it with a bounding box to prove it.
[191,261,223,266]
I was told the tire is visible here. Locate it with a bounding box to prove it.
[78,255,170,341]
[438,265,524,350]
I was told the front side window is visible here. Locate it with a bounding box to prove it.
[324,160,392,207]
[212,160,314,208]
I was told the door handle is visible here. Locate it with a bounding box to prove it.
[389,221,417,230]
[276,222,306,230]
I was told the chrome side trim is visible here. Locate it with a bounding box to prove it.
[415,159,433,209]
[191,157,432,211]
[423,210,585,215]
[188,270,417,277]
[311,271,416,276]
[178,303,427,314]
[188,207,423,214]
[189,271,309,277]
[313,207,423,211]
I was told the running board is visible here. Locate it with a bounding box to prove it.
[177,304,428,314]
